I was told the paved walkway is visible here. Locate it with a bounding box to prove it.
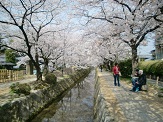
[98,70,163,122]
[0,75,37,104]
[0,71,163,121]
[0,75,36,89]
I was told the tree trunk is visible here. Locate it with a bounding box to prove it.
[43,58,49,75]
[36,65,42,81]
[131,46,138,75]
[26,60,33,75]
[35,51,42,81]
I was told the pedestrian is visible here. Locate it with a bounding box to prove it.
[100,64,103,72]
[131,70,146,92]
[131,68,139,86]
[112,63,120,86]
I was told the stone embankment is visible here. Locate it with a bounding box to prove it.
[0,68,91,122]
[94,70,127,122]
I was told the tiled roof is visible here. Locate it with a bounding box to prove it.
[0,62,15,66]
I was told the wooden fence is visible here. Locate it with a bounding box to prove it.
[0,69,26,83]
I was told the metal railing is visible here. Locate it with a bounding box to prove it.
[147,76,163,88]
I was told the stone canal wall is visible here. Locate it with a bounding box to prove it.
[0,68,91,122]
[93,69,126,122]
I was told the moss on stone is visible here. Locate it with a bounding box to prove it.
[44,73,57,85]
[10,82,31,95]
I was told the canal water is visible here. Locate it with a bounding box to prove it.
[31,71,95,122]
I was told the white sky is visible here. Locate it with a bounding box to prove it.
[138,33,155,55]
[138,40,155,55]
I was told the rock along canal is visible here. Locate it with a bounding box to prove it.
[31,70,95,122]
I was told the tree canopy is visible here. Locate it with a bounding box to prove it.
[0,0,162,78]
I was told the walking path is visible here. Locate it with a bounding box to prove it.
[0,75,36,104]
[98,70,163,122]
[0,75,36,89]
[0,71,163,121]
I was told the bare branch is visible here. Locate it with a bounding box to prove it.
[85,14,113,23]
[153,14,163,22]
[0,44,28,55]
[136,24,161,47]
[114,0,132,13]
[0,2,18,26]
[0,20,16,26]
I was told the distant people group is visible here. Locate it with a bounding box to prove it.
[99,62,146,92]
[111,62,146,92]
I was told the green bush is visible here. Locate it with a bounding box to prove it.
[5,49,16,64]
[10,82,31,95]
[144,61,157,74]
[45,73,57,85]
[156,61,163,76]
[149,61,159,75]
[0,65,3,69]
[118,59,132,78]
[138,60,163,76]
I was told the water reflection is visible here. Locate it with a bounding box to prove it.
[31,71,95,122]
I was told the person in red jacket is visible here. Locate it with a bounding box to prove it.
[112,63,120,86]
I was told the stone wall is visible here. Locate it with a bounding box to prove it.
[93,69,127,122]
[0,68,91,122]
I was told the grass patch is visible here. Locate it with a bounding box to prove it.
[158,87,163,92]
[120,77,131,84]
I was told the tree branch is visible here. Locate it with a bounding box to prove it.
[0,21,16,26]
[113,0,132,13]
[0,44,28,55]
[136,25,161,47]
[0,2,18,26]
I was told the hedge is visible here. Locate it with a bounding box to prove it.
[138,60,163,77]
[118,59,132,78]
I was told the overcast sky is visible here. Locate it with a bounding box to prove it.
[138,40,155,56]
[138,33,155,56]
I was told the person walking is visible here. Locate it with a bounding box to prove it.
[100,64,103,72]
[112,63,120,86]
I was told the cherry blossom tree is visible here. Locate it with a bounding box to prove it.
[78,19,131,67]
[72,0,163,73]
[0,0,66,81]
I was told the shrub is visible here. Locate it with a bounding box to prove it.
[10,82,31,95]
[33,82,49,90]
[5,49,16,64]
[118,59,132,78]
[149,61,159,75]
[144,61,154,73]
[156,61,163,76]
[138,60,163,76]
[44,73,57,85]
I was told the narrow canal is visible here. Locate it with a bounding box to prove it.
[31,70,95,122]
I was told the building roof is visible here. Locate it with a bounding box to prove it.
[0,62,15,66]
